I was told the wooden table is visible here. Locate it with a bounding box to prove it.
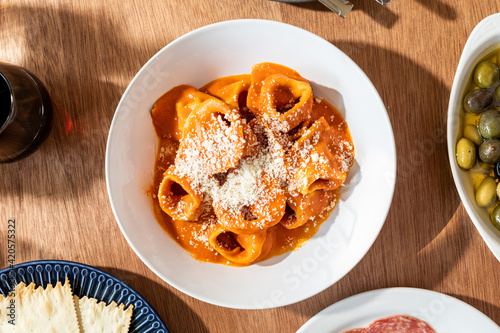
[1,0,500,332]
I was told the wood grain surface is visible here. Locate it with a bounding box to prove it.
[1,0,500,332]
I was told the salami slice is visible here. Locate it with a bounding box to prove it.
[363,315,435,333]
[343,329,365,333]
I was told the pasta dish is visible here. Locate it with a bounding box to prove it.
[150,63,354,266]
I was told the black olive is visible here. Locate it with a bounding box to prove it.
[464,89,494,114]
[495,162,500,179]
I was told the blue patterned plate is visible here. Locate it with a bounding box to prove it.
[0,260,168,333]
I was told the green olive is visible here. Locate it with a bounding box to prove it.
[496,84,500,102]
[474,61,500,88]
[463,124,483,145]
[490,204,500,231]
[478,109,500,139]
[476,176,497,207]
[463,89,494,114]
[479,139,500,164]
[456,137,476,169]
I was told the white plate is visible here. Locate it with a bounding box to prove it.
[297,288,500,333]
[447,13,500,261]
[106,19,396,309]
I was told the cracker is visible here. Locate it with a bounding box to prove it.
[0,292,15,333]
[15,277,79,332]
[74,296,133,333]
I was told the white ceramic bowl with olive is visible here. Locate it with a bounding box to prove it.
[448,13,500,261]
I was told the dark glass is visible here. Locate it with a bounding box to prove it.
[0,61,53,163]
[0,76,11,130]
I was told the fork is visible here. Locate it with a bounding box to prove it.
[318,0,354,18]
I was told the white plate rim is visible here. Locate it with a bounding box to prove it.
[297,287,500,333]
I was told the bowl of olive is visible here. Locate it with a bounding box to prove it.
[448,13,500,261]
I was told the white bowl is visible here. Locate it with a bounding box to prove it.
[106,19,396,309]
[447,13,500,261]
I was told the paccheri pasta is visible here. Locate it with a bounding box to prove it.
[150,63,355,266]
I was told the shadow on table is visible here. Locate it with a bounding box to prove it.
[412,0,458,21]
[0,3,159,199]
[99,266,210,333]
[0,232,56,269]
[354,0,457,23]
[351,0,399,28]
[274,0,400,28]
[332,39,462,289]
[280,41,491,325]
